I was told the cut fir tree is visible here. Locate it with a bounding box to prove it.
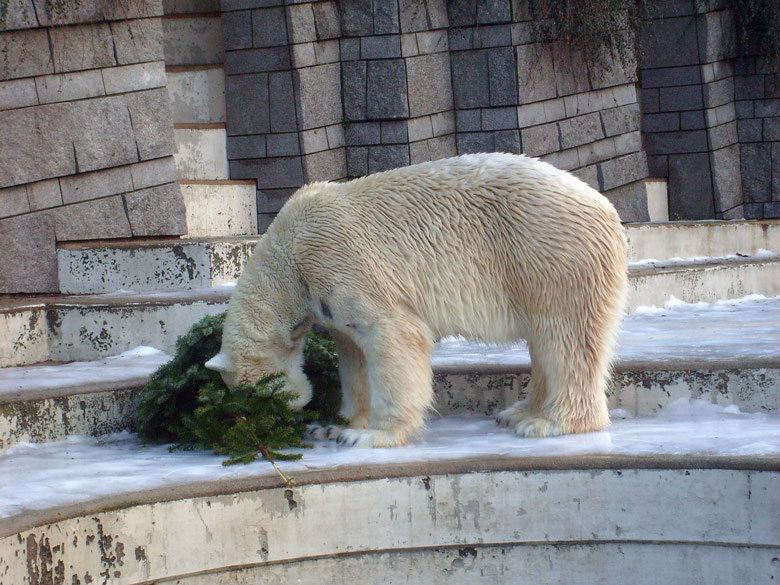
[136,313,342,469]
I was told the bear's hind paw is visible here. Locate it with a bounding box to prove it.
[305,424,343,440]
[495,402,533,428]
[514,416,563,438]
[335,428,407,448]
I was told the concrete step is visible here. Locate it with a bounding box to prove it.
[174,123,229,180]
[166,65,226,125]
[2,256,779,367]
[180,180,258,237]
[162,13,223,66]
[625,219,780,263]
[57,235,260,295]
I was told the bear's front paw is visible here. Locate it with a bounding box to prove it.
[514,416,563,438]
[495,400,533,428]
[335,428,407,448]
[305,424,343,440]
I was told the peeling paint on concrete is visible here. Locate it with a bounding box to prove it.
[0,308,48,368]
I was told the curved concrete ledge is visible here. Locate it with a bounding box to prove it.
[2,457,778,585]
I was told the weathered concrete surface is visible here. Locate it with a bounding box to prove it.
[173,126,229,180]
[0,305,48,367]
[57,236,259,294]
[180,181,258,237]
[625,219,780,262]
[1,465,777,585]
[0,387,140,453]
[166,65,226,124]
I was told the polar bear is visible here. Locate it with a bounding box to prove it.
[206,153,628,447]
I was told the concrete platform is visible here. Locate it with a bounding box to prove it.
[166,65,226,125]
[174,124,229,180]
[180,180,258,237]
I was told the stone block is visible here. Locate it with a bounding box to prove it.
[668,153,715,219]
[314,39,340,64]
[36,70,105,104]
[417,30,448,54]
[640,87,660,114]
[614,130,642,155]
[659,85,703,112]
[572,164,599,190]
[346,146,368,177]
[374,0,400,34]
[705,102,736,126]
[457,109,481,132]
[447,0,476,26]
[301,127,328,153]
[339,38,361,63]
[102,61,167,95]
[367,59,408,119]
[256,188,294,213]
[361,36,402,60]
[342,61,367,120]
[225,73,270,135]
[477,0,511,23]
[53,195,133,240]
[703,77,734,109]
[222,10,252,50]
[326,123,345,148]
[640,16,698,69]
[520,122,558,157]
[741,143,771,203]
[126,88,176,162]
[734,75,765,101]
[737,119,761,142]
[222,0,285,10]
[431,111,455,136]
[27,179,63,210]
[756,99,780,118]
[448,28,472,51]
[60,166,134,204]
[313,2,340,40]
[339,0,373,36]
[644,130,708,154]
[494,129,520,152]
[708,120,738,150]
[0,184,29,218]
[410,135,456,163]
[641,66,701,88]
[295,64,342,128]
[488,47,516,106]
[407,53,452,117]
[516,102,545,127]
[647,154,668,177]
[50,23,116,73]
[481,106,516,131]
[601,104,640,137]
[773,143,780,197]
[0,29,53,80]
[401,33,419,57]
[735,100,753,119]
[227,134,267,159]
[292,42,316,67]
[267,132,301,157]
[589,48,636,90]
[0,78,37,110]
[559,112,604,150]
[680,110,706,130]
[130,157,178,190]
[0,0,37,32]
[710,144,743,213]
[368,144,409,173]
[0,213,57,293]
[407,116,433,142]
[603,180,650,223]
[541,147,579,171]
[598,152,648,191]
[253,6,288,47]
[473,24,511,49]
[457,131,493,154]
[303,147,346,182]
[552,42,590,96]
[743,202,763,219]
[400,0,447,33]
[225,47,291,73]
[381,121,408,144]
[124,182,186,237]
[231,156,304,189]
[269,71,297,133]
[578,136,616,167]
[451,51,490,109]
[286,3,316,44]
[516,43,556,104]
[764,202,780,219]
[697,10,736,63]
[110,17,164,65]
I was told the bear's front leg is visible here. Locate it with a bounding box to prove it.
[335,313,434,448]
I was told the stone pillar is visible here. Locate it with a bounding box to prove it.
[0,0,185,293]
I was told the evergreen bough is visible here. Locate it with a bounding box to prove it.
[136,313,341,469]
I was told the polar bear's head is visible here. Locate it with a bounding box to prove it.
[205,281,313,410]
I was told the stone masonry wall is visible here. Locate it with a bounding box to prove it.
[640,0,780,220]
[223,0,651,229]
[0,0,186,293]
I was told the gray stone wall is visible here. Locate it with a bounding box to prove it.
[0,0,186,293]
[640,0,780,220]
[223,0,651,228]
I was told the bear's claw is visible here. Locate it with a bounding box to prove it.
[495,401,533,428]
[334,428,406,448]
[305,424,344,440]
[514,416,562,438]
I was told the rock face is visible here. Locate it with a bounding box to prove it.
[0,0,186,293]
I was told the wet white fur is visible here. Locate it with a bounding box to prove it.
[210,153,628,447]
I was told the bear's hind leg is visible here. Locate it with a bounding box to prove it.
[496,343,547,427]
[335,312,434,448]
[513,319,611,438]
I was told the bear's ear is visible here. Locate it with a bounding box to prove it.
[205,352,234,373]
